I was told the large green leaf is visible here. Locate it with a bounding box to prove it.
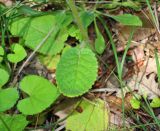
[109,14,142,26]
[17,75,60,115]
[0,88,19,112]
[56,48,98,97]
[66,99,109,131]
[0,114,28,131]
[0,68,9,88]
[7,44,27,63]
[10,11,72,55]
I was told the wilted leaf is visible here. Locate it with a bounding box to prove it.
[39,55,60,71]
[66,99,109,131]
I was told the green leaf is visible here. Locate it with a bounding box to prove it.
[39,54,60,71]
[94,21,106,54]
[0,47,4,62]
[7,44,27,63]
[121,1,141,11]
[0,68,9,88]
[0,88,19,112]
[17,75,60,115]
[150,97,160,108]
[109,14,142,26]
[56,48,98,97]
[10,11,72,55]
[0,114,28,131]
[17,5,42,16]
[66,99,109,131]
[67,25,82,40]
[130,96,141,109]
[80,11,95,28]
[67,11,95,41]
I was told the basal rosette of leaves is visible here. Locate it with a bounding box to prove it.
[56,47,98,97]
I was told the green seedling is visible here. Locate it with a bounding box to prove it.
[150,97,160,108]
[7,44,27,63]
[17,75,60,115]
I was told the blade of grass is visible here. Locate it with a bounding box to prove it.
[143,97,160,128]
[97,16,125,129]
[67,0,89,48]
[154,50,160,84]
[145,0,159,33]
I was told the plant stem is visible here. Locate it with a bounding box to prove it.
[67,0,89,47]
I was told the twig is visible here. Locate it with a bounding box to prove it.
[90,88,118,93]
[55,124,65,131]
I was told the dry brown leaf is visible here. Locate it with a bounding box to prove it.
[126,72,160,99]
[0,0,12,6]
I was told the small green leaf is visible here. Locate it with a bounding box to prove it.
[0,47,4,62]
[7,44,27,63]
[17,75,60,115]
[0,114,28,131]
[56,47,98,97]
[121,1,141,11]
[0,68,9,88]
[150,97,160,108]
[67,25,82,40]
[94,21,106,54]
[0,88,19,112]
[130,96,141,109]
[66,99,109,131]
[109,14,142,26]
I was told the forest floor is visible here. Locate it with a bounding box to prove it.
[0,0,160,131]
